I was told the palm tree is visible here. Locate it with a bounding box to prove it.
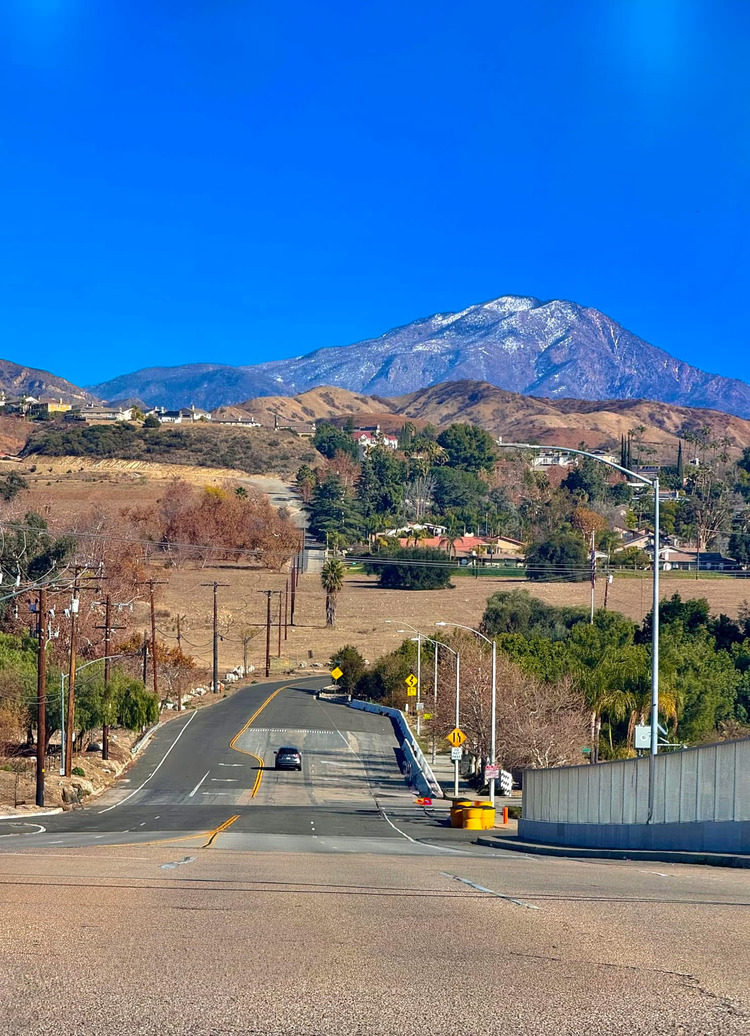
[321,558,345,627]
[440,533,460,559]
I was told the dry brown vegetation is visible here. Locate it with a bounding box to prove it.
[223,381,750,455]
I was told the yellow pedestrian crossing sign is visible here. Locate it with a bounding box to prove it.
[330,666,343,681]
[446,727,466,748]
[405,674,417,688]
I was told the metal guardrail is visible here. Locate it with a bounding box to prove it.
[349,699,443,798]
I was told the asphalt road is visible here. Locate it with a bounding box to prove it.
[1,679,748,1034]
[0,677,477,853]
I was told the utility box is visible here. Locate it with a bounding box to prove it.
[634,725,651,750]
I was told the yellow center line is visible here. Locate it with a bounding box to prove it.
[229,681,296,798]
[84,814,241,850]
[202,813,239,848]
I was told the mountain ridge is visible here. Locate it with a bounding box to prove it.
[0,359,97,406]
[88,294,750,419]
[226,380,750,454]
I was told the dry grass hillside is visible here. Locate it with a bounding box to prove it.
[218,380,750,455]
[215,386,394,427]
[388,382,750,452]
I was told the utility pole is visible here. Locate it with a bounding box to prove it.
[63,570,101,775]
[176,614,186,653]
[264,591,272,677]
[36,587,47,807]
[258,590,281,677]
[284,578,289,641]
[604,572,612,610]
[94,595,125,759]
[589,529,596,624]
[64,570,80,777]
[202,581,229,693]
[142,632,148,684]
[137,579,167,703]
[175,614,187,710]
[289,554,296,627]
[243,633,253,678]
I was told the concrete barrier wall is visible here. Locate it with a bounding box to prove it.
[519,738,750,854]
[349,699,443,798]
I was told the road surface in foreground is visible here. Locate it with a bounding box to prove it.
[1,680,748,1034]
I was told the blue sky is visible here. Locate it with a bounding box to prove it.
[1,1,748,387]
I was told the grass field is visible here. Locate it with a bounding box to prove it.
[3,458,748,675]
[154,566,750,674]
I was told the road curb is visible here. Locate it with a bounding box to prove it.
[0,808,64,821]
[475,836,750,868]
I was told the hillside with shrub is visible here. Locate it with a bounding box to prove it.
[22,421,317,477]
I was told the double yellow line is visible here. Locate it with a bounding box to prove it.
[229,682,293,798]
[94,814,240,850]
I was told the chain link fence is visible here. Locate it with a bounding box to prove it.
[0,767,36,809]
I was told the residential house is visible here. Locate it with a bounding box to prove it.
[353,428,398,454]
[531,449,575,469]
[3,395,39,415]
[382,522,447,538]
[157,410,183,424]
[211,415,261,427]
[179,406,212,422]
[29,399,72,419]
[658,547,740,572]
[395,533,524,567]
[69,404,134,422]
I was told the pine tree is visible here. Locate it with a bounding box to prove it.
[677,440,684,481]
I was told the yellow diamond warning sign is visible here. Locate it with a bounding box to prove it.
[446,727,466,748]
[330,666,343,681]
[405,674,417,688]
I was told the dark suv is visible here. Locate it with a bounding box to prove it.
[275,746,302,771]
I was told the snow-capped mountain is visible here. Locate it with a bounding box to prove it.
[90,295,750,417]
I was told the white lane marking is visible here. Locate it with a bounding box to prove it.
[48,840,63,844]
[320,760,347,766]
[211,778,238,783]
[189,771,210,798]
[98,711,197,813]
[441,872,540,910]
[379,808,416,843]
[218,763,243,767]
[0,822,47,838]
[378,807,472,854]
[202,790,232,794]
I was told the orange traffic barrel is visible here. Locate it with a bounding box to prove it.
[480,804,496,829]
[450,799,472,828]
[462,807,483,830]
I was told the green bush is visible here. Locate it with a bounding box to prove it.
[363,547,453,590]
[71,766,85,777]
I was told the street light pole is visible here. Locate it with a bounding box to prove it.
[497,442,661,818]
[453,652,460,796]
[386,621,459,779]
[416,632,422,736]
[436,621,497,804]
[649,477,660,820]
